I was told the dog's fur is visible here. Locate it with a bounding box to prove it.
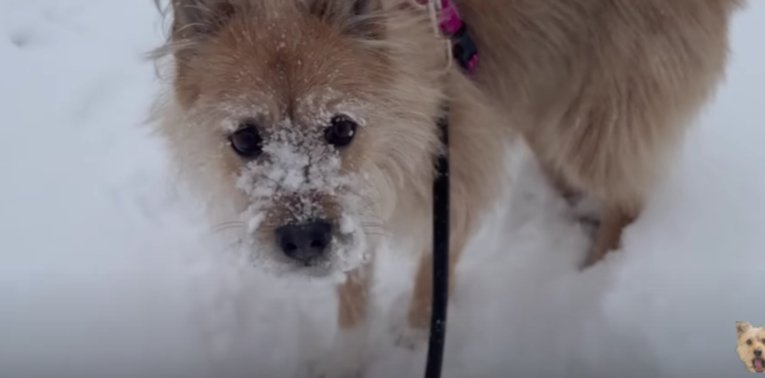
[152,0,741,346]
[737,321,765,373]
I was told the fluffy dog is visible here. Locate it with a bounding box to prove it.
[151,0,740,356]
[737,321,765,373]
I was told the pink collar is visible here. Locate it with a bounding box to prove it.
[437,0,464,35]
[418,0,479,74]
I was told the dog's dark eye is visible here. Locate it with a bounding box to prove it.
[229,122,263,158]
[748,339,754,346]
[325,115,358,148]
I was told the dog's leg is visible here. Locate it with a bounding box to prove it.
[394,251,453,348]
[544,167,579,205]
[583,204,637,268]
[526,134,646,267]
[528,141,579,203]
[407,252,440,331]
[311,266,372,378]
[337,267,371,329]
[406,234,467,333]
[401,101,497,343]
[526,139,607,237]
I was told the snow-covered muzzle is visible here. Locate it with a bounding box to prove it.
[152,0,453,284]
[230,116,374,278]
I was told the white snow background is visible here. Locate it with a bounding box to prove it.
[1,1,764,377]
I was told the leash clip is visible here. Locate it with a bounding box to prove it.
[426,0,479,75]
[424,0,453,73]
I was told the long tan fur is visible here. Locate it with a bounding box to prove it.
[151,0,741,350]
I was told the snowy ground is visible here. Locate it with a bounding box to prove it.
[1,1,764,378]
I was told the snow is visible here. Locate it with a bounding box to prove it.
[232,121,370,277]
[1,1,764,377]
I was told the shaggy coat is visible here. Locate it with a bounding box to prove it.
[152,0,741,340]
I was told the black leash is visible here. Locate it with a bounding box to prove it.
[425,111,451,378]
[423,1,478,377]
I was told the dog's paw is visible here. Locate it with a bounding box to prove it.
[308,327,367,378]
[387,293,430,350]
[308,362,363,378]
[393,324,429,350]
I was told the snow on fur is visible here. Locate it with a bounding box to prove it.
[233,120,370,276]
[1,1,764,378]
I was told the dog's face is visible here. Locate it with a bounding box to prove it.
[155,0,445,277]
[737,321,765,373]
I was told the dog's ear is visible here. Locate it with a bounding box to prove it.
[737,321,753,338]
[307,0,384,39]
[169,0,236,40]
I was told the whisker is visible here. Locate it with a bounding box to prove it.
[212,226,247,235]
[363,231,391,238]
[213,221,245,228]
[211,221,245,232]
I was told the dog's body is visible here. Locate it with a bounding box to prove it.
[152,0,740,366]
[737,322,765,373]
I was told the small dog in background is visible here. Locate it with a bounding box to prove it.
[151,0,740,360]
[737,321,765,373]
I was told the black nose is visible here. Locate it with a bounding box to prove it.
[756,349,762,357]
[275,221,333,264]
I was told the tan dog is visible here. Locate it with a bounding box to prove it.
[737,321,765,373]
[151,0,741,353]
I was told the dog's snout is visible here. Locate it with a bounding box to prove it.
[756,349,763,357]
[276,221,333,264]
